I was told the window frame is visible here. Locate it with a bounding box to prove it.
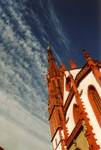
[88,85,101,127]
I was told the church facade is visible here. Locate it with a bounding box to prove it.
[47,48,101,150]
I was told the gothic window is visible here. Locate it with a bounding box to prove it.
[88,85,101,127]
[65,76,71,91]
[73,104,80,124]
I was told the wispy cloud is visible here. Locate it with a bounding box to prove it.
[0,0,50,149]
[47,0,70,49]
[34,0,70,62]
[0,91,50,150]
[0,0,70,149]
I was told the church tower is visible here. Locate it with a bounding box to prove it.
[47,48,101,150]
[47,47,68,150]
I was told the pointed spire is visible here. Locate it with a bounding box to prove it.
[69,59,77,69]
[82,49,91,61]
[59,63,66,72]
[47,46,55,64]
[47,46,58,78]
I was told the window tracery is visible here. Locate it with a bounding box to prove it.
[88,85,101,127]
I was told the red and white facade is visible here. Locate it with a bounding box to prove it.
[47,48,101,150]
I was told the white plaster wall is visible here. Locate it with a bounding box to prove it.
[63,71,69,105]
[70,69,81,79]
[78,71,101,148]
[56,142,62,150]
[63,69,80,105]
[52,129,66,150]
[61,130,64,139]
[63,68,101,148]
[66,96,76,135]
[52,130,61,150]
[63,69,81,135]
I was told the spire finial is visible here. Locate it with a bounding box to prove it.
[82,49,90,61]
[47,46,55,61]
[69,59,77,69]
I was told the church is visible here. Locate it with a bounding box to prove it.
[47,47,101,150]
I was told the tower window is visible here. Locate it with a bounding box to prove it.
[73,104,80,124]
[88,85,101,127]
[65,76,71,91]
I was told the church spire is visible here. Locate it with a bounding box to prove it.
[47,46,56,65]
[47,47,58,78]
[47,47,68,150]
[69,59,77,69]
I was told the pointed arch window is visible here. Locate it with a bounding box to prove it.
[88,85,101,127]
[65,76,71,91]
[73,104,80,124]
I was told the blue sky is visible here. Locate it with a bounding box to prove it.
[0,0,100,150]
[24,0,100,66]
[54,0,100,65]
